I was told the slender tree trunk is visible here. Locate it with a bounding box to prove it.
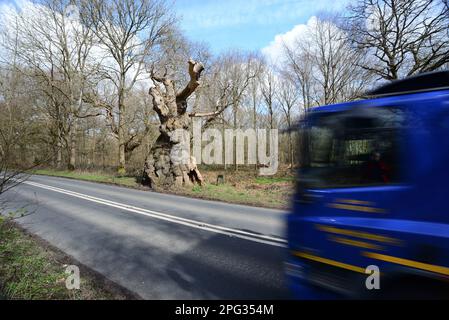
[56,128,62,169]
[117,88,126,173]
[233,96,238,172]
[102,144,106,170]
[288,125,293,170]
[222,115,227,171]
[56,145,62,168]
[68,124,76,171]
[91,129,96,168]
[118,131,126,173]
[253,94,258,173]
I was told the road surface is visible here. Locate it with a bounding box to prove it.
[1,175,290,299]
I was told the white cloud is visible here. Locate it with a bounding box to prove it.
[261,16,317,63]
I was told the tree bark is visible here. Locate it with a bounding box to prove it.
[143,59,205,189]
[68,124,77,171]
[118,128,126,174]
[288,123,293,170]
[117,83,127,173]
[233,92,238,172]
[56,127,62,169]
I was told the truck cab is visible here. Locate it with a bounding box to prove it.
[286,71,449,299]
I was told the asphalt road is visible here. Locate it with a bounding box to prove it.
[1,175,290,299]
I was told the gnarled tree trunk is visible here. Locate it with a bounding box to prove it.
[143,59,204,189]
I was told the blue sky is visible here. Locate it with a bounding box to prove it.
[0,0,353,55]
[173,0,352,54]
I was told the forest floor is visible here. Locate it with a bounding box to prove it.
[33,167,295,210]
[0,216,139,300]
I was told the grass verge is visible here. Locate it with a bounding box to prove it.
[32,168,294,209]
[179,182,291,209]
[33,169,138,187]
[0,216,138,300]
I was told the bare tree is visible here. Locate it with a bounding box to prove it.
[346,0,449,80]
[282,43,313,111]
[80,0,174,173]
[247,55,265,172]
[261,67,277,129]
[0,60,45,203]
[1,0,101,170]
[217,52,260,171]
[282,16,373,107]
[277,77,299,169]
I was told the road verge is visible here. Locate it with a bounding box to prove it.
[0,216,140,300]
[32,169,293,210]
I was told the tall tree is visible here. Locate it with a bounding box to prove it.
[346,0,449,80]
[0,57,43,200]
[80,0,173,173]
[283,16,372,107]
[282,44,313,111]
[277,77,299,169]
[1,0,100,170]
[247,55,264,172]
[261,67,277,129]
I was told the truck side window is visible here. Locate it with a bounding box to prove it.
[302,108,404,188]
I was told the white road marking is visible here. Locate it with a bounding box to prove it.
[22,180,288,248]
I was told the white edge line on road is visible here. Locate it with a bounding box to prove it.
[22,180,287,248]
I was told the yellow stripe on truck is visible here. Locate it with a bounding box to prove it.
[293,251,366,274]
[329,235,385,251]
[327,203,386,214]
[363,252,449,276]
[316,224,402,245]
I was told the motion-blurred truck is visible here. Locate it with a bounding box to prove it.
[286,71,449,299]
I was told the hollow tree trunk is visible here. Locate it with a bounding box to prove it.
[144,113,202,188]
[143,60,205,189]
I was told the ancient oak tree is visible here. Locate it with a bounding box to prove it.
[144,59,205,188]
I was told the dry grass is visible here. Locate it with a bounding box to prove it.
[175,166,295,209]
[33,166,296,209]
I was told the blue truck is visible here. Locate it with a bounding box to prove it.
[286,71,449,299]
